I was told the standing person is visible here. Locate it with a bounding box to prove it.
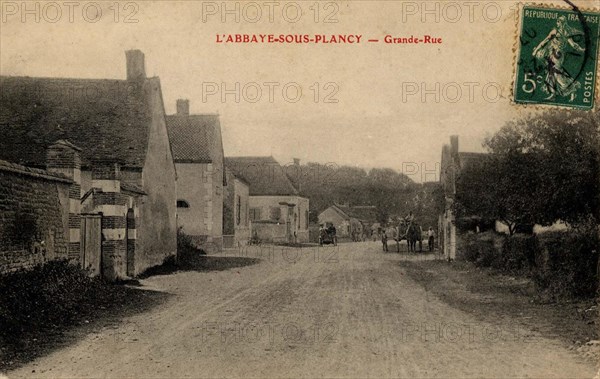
[405,223,414,252]
[428,227,435,252]
[391,226,399,253]
[381,230,388,252]
[329,224,337,246]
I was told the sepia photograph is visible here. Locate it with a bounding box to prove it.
[0,0,599,377]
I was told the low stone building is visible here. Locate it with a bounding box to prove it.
[0,50,177,279]
[166,101,225,251]
[225,157,310,243]
[318,204,377,239]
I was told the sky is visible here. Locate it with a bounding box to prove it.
[0,0,588,182]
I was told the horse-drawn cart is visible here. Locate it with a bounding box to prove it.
[319,223,337,246]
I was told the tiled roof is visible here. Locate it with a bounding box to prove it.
[0,76,155,168]
[224,156,299,196]
[225,166,250,187]
[166,114,223,163]
[333,205,377,223]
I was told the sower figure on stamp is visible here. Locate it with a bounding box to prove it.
[532,15,585,101]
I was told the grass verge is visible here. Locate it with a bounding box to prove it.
[0,261,169,372]
[138,254,260,279]
[402,259,598,360]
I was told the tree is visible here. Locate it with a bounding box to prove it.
[453,154,540,235]
[454,109,600,234]
[485,110,599,227]
[286,162,416,225]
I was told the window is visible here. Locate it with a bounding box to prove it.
[269,207,281,221]
[236,195,241,225]
[250,207,262,221]
[305,210,309,229]
[177,200,190,208]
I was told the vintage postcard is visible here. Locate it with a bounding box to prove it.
[0,1,599,378]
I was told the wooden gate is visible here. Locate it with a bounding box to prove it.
[80,214,102,276]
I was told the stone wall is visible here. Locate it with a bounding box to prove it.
[249,195,310,243]
[0,161,71,274]
[251,222,288,243]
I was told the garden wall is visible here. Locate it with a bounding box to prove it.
[0,161,71,274]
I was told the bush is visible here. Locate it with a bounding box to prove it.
[458,231,502,268]
[0,260,107,344]
[177,228,206,261]
[533,230,599,299]
[457,228,599,300]
[0,260,169,370]
[499,234,537,274]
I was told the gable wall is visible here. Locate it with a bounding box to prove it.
[136,79,177,274]
[176,162,214,237]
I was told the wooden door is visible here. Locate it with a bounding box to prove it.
[81,214,102,276]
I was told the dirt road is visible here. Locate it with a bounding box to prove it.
[7,242,597,378]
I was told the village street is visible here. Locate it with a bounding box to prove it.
[7,242,596,379]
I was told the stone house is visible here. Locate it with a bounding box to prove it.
[223,167,251,248]
[318,204,377,239]
[225,157,310,243]
[166,101,225,250]
[0,50,177,279]
[439,135,488,260]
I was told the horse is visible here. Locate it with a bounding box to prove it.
[406,223,421,253]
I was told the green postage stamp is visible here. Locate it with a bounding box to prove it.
[514,5,600,109]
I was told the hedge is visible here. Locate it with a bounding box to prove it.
[457,229,599,299]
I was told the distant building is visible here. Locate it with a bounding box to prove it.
[318,204,377,239]
[0,50,177,279]
[225,157,309,243]
[223,167,251,248]
[166,101,225,251]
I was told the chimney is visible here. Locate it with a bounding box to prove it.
[293,158,300,166]
[176,99,190,116]
[126,50,146,81]
[450,135,459,155]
